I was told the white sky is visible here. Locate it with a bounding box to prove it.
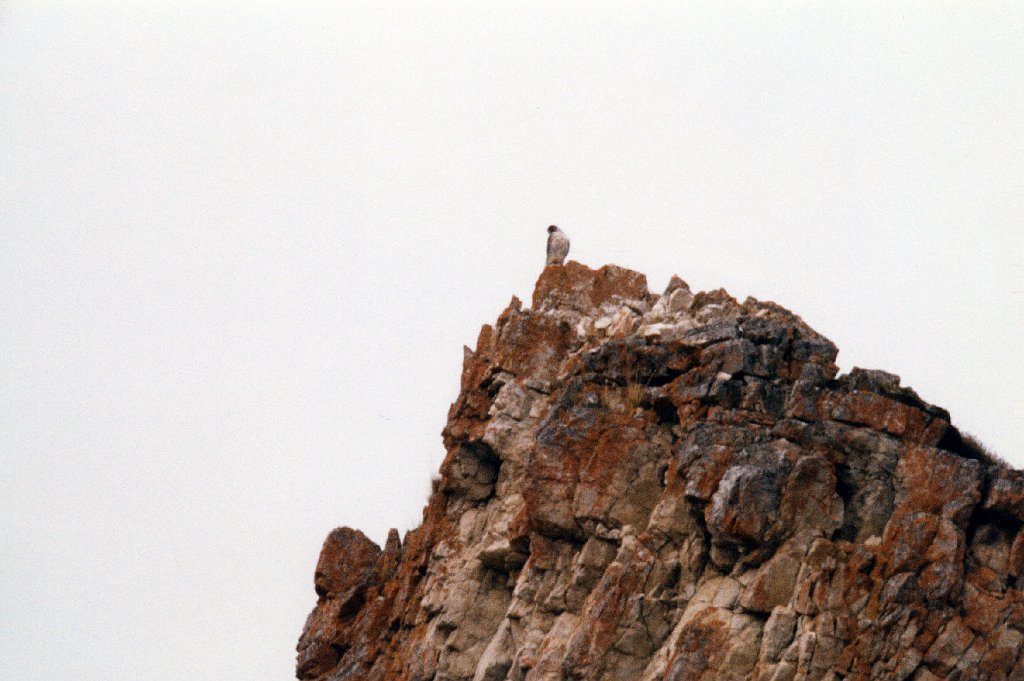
[1,3,1021,681]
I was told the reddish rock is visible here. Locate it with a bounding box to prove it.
[663,607,731,680]
[532,261,650,311]
[983,468,1024,519]
[313,527,381,603]
[296,262,1021,681]
[740,548,803,613]
[896,445,982,525]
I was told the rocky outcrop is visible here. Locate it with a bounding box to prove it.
[297,261,1022,681]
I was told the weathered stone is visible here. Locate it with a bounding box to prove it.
[708,463,784,545]
[895,445,982,526]
[923,618,975,676]
[313,527,381,602]
[777,455,843,538]
[759,607,798,664]
[741,551,803,613]
[295,261,1021,681]
[984,468,1024,519]
[532,261,649,313]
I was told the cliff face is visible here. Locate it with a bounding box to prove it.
[297,262,1024,681]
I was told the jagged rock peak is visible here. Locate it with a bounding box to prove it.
[298,261,1020,681]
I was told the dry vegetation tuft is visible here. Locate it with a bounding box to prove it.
[624,381,646,410]
[961,432,1011,469]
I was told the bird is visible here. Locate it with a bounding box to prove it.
[546,225,570,266]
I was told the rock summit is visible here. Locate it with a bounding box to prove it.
[298,262,1021,681]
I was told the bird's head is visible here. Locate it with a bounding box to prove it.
[547,225,558,233]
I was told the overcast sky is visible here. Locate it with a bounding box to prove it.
[1,3,1021,681]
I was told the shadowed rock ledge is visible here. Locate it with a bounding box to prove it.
[297,261,1022,681]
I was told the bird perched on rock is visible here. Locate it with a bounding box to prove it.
[546,225,570,266]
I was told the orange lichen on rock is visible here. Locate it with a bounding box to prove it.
[297,261,1022,681]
